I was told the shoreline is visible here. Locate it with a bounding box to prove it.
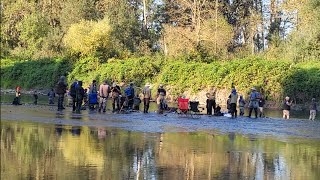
[0,88,315,111]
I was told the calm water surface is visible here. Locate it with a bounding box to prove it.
[1,121,320,180]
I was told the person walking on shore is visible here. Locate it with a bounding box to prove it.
[309,98,317,121]
[55,76,68,111]
[143,83,151,113]
[248,87,260,118]
[283,96,293,119]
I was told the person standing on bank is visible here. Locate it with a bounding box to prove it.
[75,81,85,113]
[229,88,238,118]
[206,93,215,116]
[125,82,135,110]
[33,90,38,105]
[99,80,111,113]
[258,95,266,117]
[48,88,55,104]
[283,96,293,119]
[143,83,151,113]
[309,98,317,121]
[248,87,260,118]
[111,82,121,112]
[157,84,166,114]
[89,80,98,110]
[55,76,68,111]
[238,95,246,116]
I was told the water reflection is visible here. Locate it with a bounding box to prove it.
[1,121,319,180]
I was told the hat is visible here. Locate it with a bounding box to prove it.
[159,84,163,88]
[145,83,150,87]
[312,98,315,101]
[112,82,117,87]
[251,87,256,91]
[285,96,290,100]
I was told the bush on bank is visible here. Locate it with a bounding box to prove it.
[1,56,319,104]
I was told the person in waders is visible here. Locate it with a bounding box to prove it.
[48,88,55,104]
[229,88,238,118]
[55,76,68,111]
[248,87,260,118]
[75,81,85,114]
[142,83,151,113]
[89,80,98,110]
[156,84,166,114]
[111,82,121,112]
[125,82,135,110]
[283,96,292,119]
[98,80,111,113]
[206,93,216,116]
[33,90,38,105]
[309,98,317,121]
[238,95,246,116]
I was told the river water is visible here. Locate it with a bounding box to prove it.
[1,94,320,179]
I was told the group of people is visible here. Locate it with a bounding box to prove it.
[13,77,317,121]
[205,87,317,120]
[54,76,168,114]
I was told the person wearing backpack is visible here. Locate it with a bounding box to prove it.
[98,80,111,113]
[70,80,78,112]
[125,82,135,110]
[75,81,85,113]
[89,80,98,110]
[248,87,260,118]
[55,76,68,111]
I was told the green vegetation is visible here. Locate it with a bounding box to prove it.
[1,0,319,104]
[1,58,72,89]
[2,57,319,104]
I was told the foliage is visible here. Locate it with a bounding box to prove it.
[1,58,72,89]
[2,56,319,104]
[63,18,112,57]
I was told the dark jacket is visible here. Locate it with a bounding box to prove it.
[56,81,67,95]
[76,86,85,101]
[111,85,121,98]
[157,88,166,96]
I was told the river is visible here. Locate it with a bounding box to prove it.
[1,94,320,179]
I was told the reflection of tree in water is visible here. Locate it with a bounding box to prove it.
[1,122,320,179]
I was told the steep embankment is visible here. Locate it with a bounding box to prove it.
[1,57,320,108]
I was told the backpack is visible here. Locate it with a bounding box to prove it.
[125,87,133,97]
[70,83,76,97]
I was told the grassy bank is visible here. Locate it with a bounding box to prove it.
[1,56,319,104]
